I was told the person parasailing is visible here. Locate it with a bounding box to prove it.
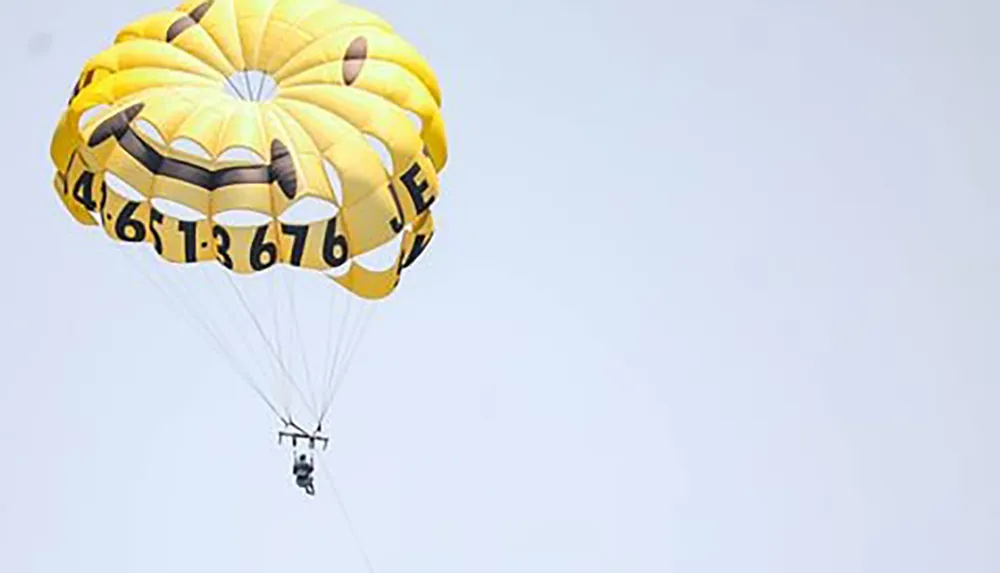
[292,452,316,496]
[279,419,328,496]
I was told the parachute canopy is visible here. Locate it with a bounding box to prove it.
[50,0,447,300]
[48,0,449,432]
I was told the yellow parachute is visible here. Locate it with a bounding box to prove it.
[51,0,446,300]
[49,0,447,436]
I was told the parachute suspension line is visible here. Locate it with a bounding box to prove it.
[316,284,351,428]
[114,245,287,423]
[317,458,376,573]
[325,305,377,416]
[120,249,266,395]
[269,268,284,372]
[220,271,320,423]
[268,269,300,412]
[267,270,291,412]
[316,294,355,427]
[323,290,353,403]
[221,270,307,409]
[202,266,289,402]
[318,303,378,427]
[196,265,289,414]
[152,262,288,423]
[328,305,377,409]
[266,269,303,416]
[283,269,316,412]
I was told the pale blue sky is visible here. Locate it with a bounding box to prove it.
[1,1,997,572]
